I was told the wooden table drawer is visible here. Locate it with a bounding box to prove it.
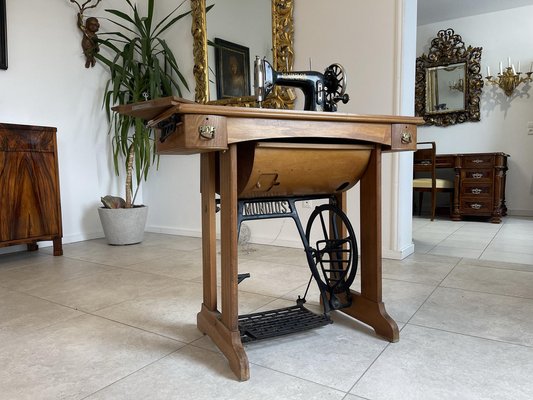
[463,155,494,168]
[462,169,493,181]
[460,199,493,214]
[0,125,56,152]
[461,183,492,198]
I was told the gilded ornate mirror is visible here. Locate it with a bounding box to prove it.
[191,0,295,108]
[415,29,483,126]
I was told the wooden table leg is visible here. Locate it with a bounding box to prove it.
[338,147,399,342]
[196,147,250,381]
[199,152,217,311]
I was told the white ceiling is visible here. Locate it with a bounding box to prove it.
[417,0,533,25]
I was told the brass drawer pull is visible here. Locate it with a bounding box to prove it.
[470,203,482,210]
[400,130,412,144]
[471,188,482,195]
[472,159,484,164]
[199,125,216,140]
[471,172,483,179]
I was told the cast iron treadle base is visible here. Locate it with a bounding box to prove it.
[238,305,332,343]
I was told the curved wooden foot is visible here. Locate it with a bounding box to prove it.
[197,304,250,381]
[338,290,399,342]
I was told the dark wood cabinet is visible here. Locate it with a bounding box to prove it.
[0,123,63,255]
[437,152,509,223]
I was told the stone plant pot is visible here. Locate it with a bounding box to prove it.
[98,206,148,245]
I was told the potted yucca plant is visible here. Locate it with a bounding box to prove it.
[94,0,190,244]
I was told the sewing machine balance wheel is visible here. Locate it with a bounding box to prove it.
[304,203,358,298]
[325,63,347,95]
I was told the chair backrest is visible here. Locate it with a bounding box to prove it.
[413,141,436,181]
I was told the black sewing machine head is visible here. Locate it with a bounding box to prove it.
[254,56,350,112]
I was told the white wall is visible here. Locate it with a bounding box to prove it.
[417,6,533,216]
[0,0,197,254]
[1,0,417,259]
[292,0,417,259]
[0,0,126,251]
[146,0,418,259]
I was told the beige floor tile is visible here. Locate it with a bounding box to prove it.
[484,237,533,254]
[411,287,533,346]
[0,256,113,291]
[351,324,533,400]
[458,257,533,272]
[380,279,436,323]
[3,216,533,397]
[442,263,533,299]
[142,232,203,251]
[479,249,533,265]
[118,248,203,281]
[59,239,180,267]
[428,245,484,259]
[0,250,56,271]
[382,253,459,285]
[23,267,181,312]
[235,258,314,298]
[244,313,390,392]
[437,236,491,250]
[0,287,82,342]
[95,281,277,344]
[85,345,346,400]
[412,241,434,253]
[239,242,309,268]
[0,314,182,400]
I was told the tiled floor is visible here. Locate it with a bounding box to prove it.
[1,216,532,399]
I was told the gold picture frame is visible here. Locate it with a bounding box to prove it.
[190,0,295,108]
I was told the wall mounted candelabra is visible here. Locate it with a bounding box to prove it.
[485,59,532,96]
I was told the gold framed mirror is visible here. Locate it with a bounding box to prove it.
[415,28,483,127]
[191,0,295,108]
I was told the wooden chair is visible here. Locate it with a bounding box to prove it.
[412,142,454,221]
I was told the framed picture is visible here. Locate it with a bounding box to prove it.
[0,0,6,70]
[214,38,250,99]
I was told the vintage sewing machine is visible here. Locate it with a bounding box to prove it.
[254,56,350,111]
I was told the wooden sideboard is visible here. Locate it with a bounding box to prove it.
[436,152,509,223]
[0,123,63,255]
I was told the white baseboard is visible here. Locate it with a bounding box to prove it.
[145,225,202,238]
[383,243,415,260]
[507,209,533,217]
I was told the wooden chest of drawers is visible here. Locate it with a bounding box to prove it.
[437,152,508,223]
[0,123,63,255]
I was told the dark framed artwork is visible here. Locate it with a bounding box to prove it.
[214,38,250,99]
[0,0,6,70]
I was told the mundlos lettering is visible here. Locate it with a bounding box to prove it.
[243,201,290,216]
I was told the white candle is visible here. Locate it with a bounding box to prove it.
[500,62,503,74]
[512,64,516,75]
[508,57,511,67]
[530,62,533,73]
[487,66,491,76]
[518,61,521,72]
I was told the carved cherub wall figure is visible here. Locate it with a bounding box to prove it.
[78,14,100,67]
[70,0,102,68]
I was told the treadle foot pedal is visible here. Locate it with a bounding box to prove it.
[238,305,332,343]
[238,273,250,284]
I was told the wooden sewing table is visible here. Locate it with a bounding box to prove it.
[115,97,422,381]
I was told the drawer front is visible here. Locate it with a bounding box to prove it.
[0,125,57,152]
[461,183,492,198]
[460,199,493,214]
[156,114,228,155]
[462,168,492,181]
[390,124,417,151]
[463,155,494,168]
